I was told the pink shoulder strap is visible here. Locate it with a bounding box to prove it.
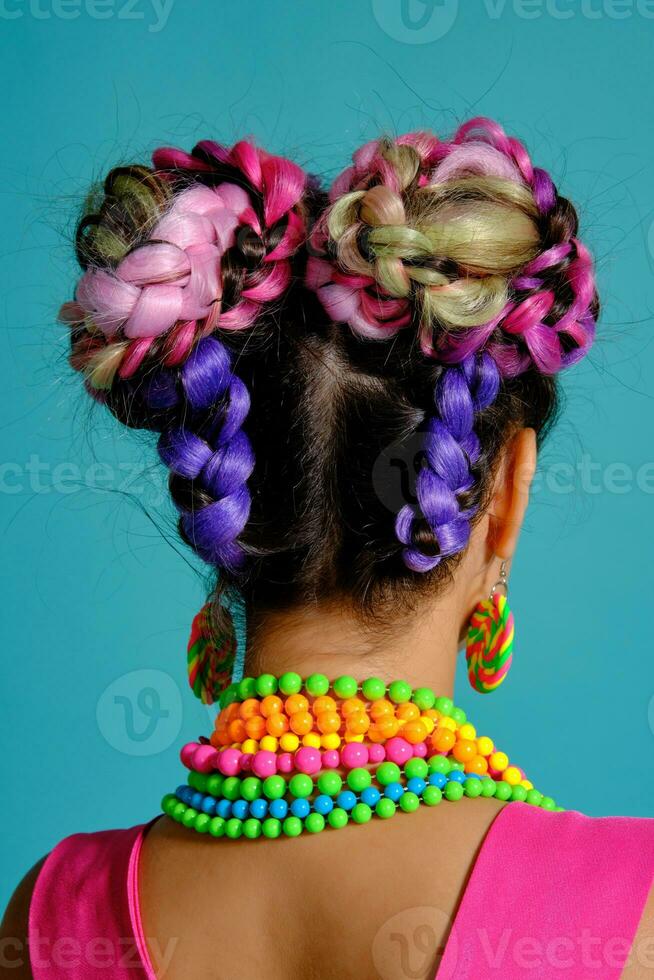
[28,823,156,979]
[437,803,654,979]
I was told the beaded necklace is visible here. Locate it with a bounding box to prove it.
[162,672,561,840]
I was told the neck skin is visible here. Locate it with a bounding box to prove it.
[247,592,468,700]
[242,441,531,699]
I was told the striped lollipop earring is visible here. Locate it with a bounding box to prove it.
[465,561,515,694]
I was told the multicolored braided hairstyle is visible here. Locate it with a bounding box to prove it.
[60,118,598,658]
[307,118,597,571]
[61,139,308,572]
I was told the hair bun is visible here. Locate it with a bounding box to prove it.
[307,117,597,377]
[61,140,307,389]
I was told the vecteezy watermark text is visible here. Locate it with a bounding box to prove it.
[372,0,654,45]
[0,0,175,32]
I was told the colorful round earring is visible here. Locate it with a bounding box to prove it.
[187,588,247,704]
[465,561,515,694]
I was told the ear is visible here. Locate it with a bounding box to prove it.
[487,428,537,561]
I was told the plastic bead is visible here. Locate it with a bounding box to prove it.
[269,799,288,819]
[352,803,373,824]
[290,711,313,736]
[305,673,330,697]
[413,687,436,711]
[232,800,248,820]
[341,743,370,770]
[489,751,509,772]
[238,678,257,700]
[240,777,262,802]
[243,818,262,839]
[317,710,341,735]
[431,728,456,753]
[361,786,381,807]
[282,816,303,837]
[255,674,278,697]
[305,812,326,833]
[263,775,286,800]
[337,790,357,811]
[384,782,404,803]
[402,720,429,745]
[321,733,342,751]
[347,768,372,793]
[422,785,442,807]
[376,761,401,786]
[385,737,413,765]
[453,739,477,764]
[458,723,477,741]
[399,791,420,813]
[434,696,453,716]
[317,771,342,796]
[361,677,386,701]
[333,676,358,699]
[290,798,310,819]
[444,781,464,802]
[322,749,340,768]
[480,776,497,798]
[295,746,322,775]
[405,758,428,781]
[376,798,396,819]
[279,733,300,753]
[450,707,467,726]
[289,774,313,799]
[278,672,302,696]
[262,817,282,838]
[225,818,243,839]
[249,798,268,819]
[328,808,349,829]
[388,680,412,705]
[314,794,334,815]
[252,751,277,779]
[208,816,226,837]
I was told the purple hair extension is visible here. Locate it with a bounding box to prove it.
[155,337,254,572]
[395,352,500,573]
[61,138,308,574]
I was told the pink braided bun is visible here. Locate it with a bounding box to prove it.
[61,141,307,388]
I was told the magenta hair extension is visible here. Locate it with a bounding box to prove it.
[60,117,598,582]
[307,117,598,570]
[61,139,308,570]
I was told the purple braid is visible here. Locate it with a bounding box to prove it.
[395,352,500,572]
[153,337,254,571]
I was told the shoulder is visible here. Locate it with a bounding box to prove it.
[624,880,654,978]
[0,856,48,980]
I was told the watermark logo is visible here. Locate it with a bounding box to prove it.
[372,906,457,979]
[96,668,183,756]
[0,0,175,32]
[372,0,459,43]
[371,433,654,514]
[372,0,654,43]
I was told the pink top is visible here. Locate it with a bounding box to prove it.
[29,804,654,979]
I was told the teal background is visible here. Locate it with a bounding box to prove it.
[2,0,654,908]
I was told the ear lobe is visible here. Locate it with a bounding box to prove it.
[488,428,537,560]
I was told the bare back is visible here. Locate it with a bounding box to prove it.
[139,797,507,980]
